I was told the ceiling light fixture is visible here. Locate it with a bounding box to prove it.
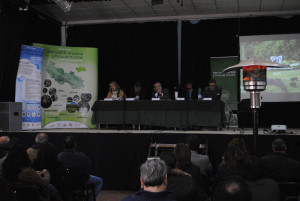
[53,0,72,12]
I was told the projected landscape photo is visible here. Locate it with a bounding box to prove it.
[240,35,300,95]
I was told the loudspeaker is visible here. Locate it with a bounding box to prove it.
[0,102,22,131]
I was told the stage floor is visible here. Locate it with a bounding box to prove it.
[7,127,300,135]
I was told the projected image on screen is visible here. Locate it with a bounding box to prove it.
[239,34,300,102]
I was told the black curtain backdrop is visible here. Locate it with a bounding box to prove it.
[0,9,300,127]
[0,7,60,102]
[66,22,178,100]
[0,4,24,101]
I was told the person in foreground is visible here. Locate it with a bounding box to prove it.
[58,135,103,201]
[121,159,175,201]
[213,176,252,201]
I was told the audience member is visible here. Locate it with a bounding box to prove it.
[203,79,222,100]
[106,81,125,100]
[3,143,52,201]
[152,82,170,100]
[27,133,49,163]
[186,135,212,176]
[213,176,252,201]
[260,138,300,182]
[238,155,280,201]
[58,135,103,201]
[0,136,10,177]
[121,159,175,201]
[214,147,244,185]
[179,81,197,100]
[33,143,68,201]
[228,138,249,159]
[128,81,146,100]
[160,152,208,201]
[173,143,201,180]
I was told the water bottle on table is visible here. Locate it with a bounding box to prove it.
[198,87,202,100]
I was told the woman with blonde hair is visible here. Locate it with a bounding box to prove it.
[106,81,125,100]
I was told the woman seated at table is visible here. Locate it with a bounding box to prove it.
[106,81,125,100]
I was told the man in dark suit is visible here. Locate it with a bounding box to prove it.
[179,81,198,100]
[128,81,146,100]
[260,138,300,182]
[203,79,222,100]
[152,82,170,100]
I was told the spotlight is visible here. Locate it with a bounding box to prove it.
[53,0,72,12]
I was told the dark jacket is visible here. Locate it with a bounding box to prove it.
[167,169,208,201]
[260,152,300,182]
[179,88,198,100]
[152,89,170,100]
[203,85,222,100]
[121,190,175,201]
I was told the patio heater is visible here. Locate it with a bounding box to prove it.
[222,58,286,154]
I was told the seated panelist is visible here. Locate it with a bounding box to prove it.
[106,81,125,100]
[151,82,170,100]
[179,81,197,100]
[203,79,222,100]
[128,81,146,100]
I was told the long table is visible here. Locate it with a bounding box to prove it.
[91,100,225,128]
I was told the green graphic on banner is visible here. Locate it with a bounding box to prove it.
[210,56,239,127]
[34,43,98,129]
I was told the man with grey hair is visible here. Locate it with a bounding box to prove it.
[27,133,49,163]
[260,138,300,181]
[0,136,10,176]
[121,159,175,201]
[35,133,49,144]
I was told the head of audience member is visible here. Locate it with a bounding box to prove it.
[64,135,76,149]
[186,135,200,152]
[173,143,192,171]
[237,155,263,181]
[228,138,249,160]
[272,138,287,153]
[0,136,10,158]
[185,81,193,92]
[35,133,49,144]
[33,143,59,171]
[208,79,217,91]
[220,147,243,170]
[3,143,31,183]
[153,82,163,93]
[160,152,177,172]
[140,159,168,192]
[109,81,120,93]
[213,176,252,201]
[134,82,142,93]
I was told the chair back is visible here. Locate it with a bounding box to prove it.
[277,181,300,201]
[65,167,89,190]
[11,183,42,201]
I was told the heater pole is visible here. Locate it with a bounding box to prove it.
[250,91,260,155]
[252,108,258,154]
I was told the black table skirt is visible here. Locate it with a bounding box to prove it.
[91,100,225,128]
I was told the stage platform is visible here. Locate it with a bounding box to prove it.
[1,127,300,190]
[7,127,300,135]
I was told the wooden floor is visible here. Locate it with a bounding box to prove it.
[97,190,135,201]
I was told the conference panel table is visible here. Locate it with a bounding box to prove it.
[92,100,225,129]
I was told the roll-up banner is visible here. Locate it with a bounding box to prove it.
[34,43,98,129]
[15,45,43,130]
[210,56,239,127]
